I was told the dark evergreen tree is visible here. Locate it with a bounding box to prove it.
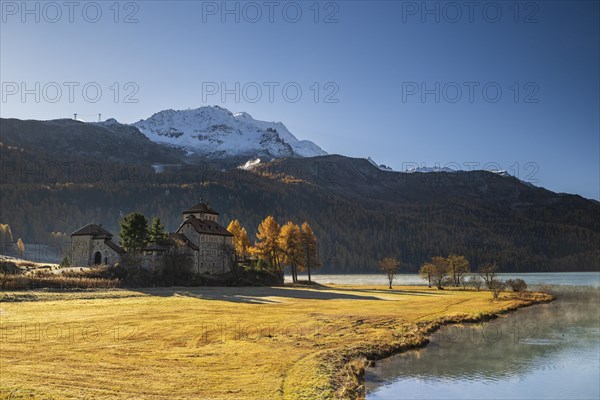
[119,212,149,252]
[147,217,167,244]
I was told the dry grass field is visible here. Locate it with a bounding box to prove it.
[0,285,550,400]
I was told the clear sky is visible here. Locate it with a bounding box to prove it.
[1,1,598,200]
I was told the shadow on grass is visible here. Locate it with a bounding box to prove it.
[133,286,398,304]
[338,287,448,297]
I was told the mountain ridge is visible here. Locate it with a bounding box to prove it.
[1,117,598,272]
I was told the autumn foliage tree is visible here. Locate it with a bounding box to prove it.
[380,257,400,289]
[419,255,471,289]
[430,256,450,289]
[227,220,250,261]
[419,262,435,288]
[299,222,320,283]
[447,254,470,287]
[251,217,320,283]
[254,216,282,273]
[279,221,302,283]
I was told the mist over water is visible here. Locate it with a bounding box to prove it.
[365,285,600,400]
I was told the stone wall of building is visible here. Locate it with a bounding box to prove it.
[178,224,200,272]
[89,239,120,266]
[70,236,120,267]
[198,234,233,274]
[177,224,233,274]
[142,251,164,270]
[70,236,91,266]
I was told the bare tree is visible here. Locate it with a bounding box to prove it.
[505,278,527,292]
[447,254,470,287]
[479,263,498,289]
[379,257,400,289]
[430,256,450,290]
[419,263,435,288]
[491,279,506,300]
[468,275,483,291]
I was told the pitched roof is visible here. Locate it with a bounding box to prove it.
[168,232,199,251]
[104,239,125,254]
[182,202,219,215]
[178,216,233,237]
[71,224,113,237]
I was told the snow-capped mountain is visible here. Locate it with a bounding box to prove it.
[405,165,517,179]
[132,106,326,159]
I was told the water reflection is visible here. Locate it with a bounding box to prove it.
[366,287,600,400]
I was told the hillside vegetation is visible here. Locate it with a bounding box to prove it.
[1,118,599,272]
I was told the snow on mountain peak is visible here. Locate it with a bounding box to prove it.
[404,165,519,180]
[233,111,252,119]
[132,106,326,159]
[406,166,457,173]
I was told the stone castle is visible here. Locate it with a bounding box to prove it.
[70,202,234,274]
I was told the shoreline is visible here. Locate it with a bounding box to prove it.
[324,292,555,400]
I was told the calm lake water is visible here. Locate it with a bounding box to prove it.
[363,278,600,400]
[287,272,600,288]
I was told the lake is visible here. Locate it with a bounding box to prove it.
[287,272,600,288]
[363,276,600,400]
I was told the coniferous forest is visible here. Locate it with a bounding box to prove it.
[1,118,599,273]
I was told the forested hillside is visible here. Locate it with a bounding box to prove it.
[1,118,599,272]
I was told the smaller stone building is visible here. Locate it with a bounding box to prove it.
[70,224,124,266]
[141,233,199,269]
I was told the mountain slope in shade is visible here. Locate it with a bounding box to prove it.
[2,154,598,272]
[0,118,185,165]
[132,106,327,159]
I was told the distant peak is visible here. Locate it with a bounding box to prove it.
[132,105,327,159]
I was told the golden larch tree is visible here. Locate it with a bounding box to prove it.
[255,216,282,272]
[278,221,302,283]
[299,222,320,283]
[227,220,250,261]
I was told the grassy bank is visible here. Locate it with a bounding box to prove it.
[0,285,552,400]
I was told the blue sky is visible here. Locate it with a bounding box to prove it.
[1,1,599,200]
